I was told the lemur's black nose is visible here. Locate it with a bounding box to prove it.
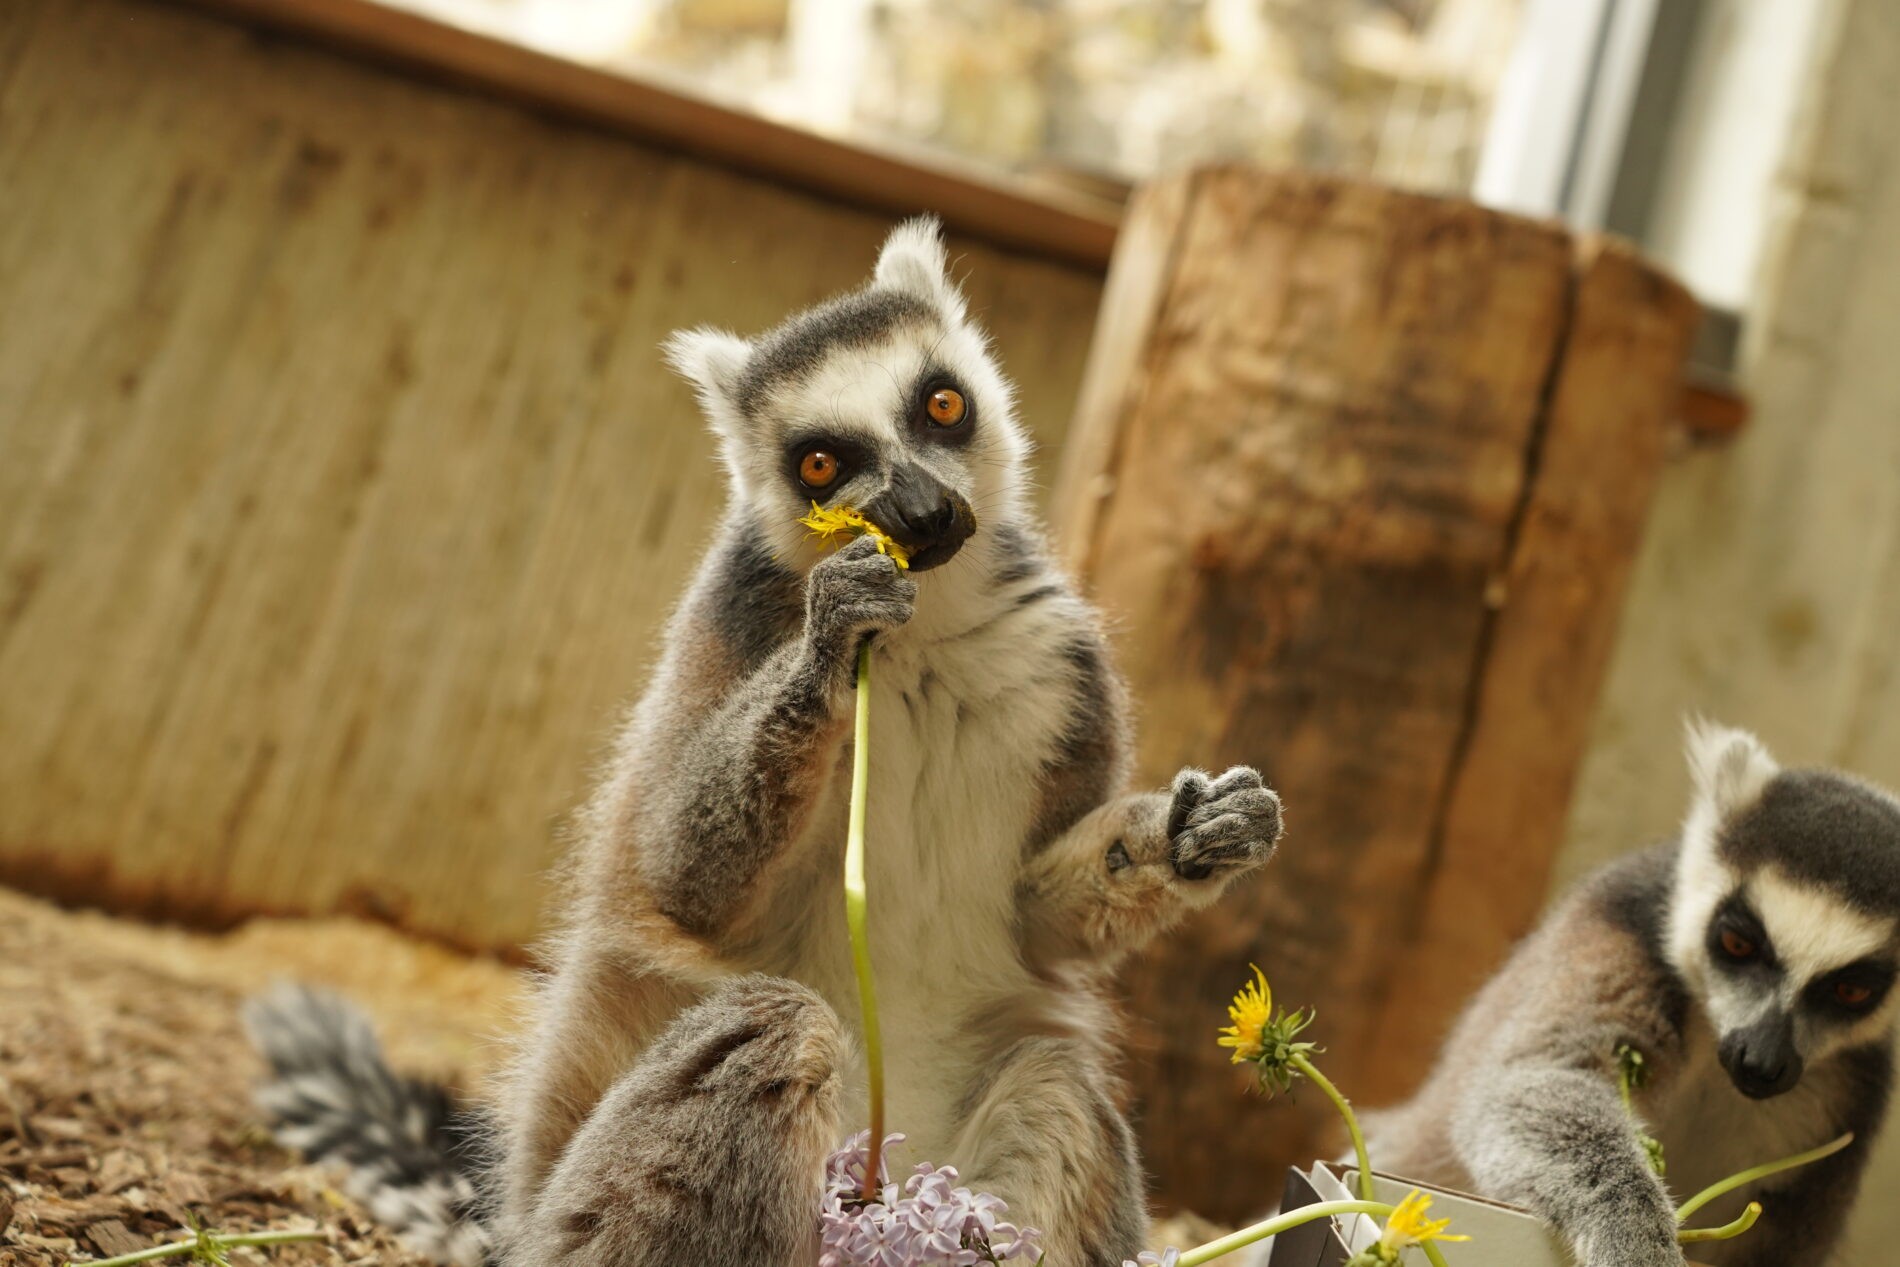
[1720,1016,1804,1099]
[866,464,976,572]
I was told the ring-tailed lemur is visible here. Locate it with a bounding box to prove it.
[247,219,1285,1267]
[1357,722,1899,1267]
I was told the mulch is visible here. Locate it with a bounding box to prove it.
[0,887,519,1267]
[0,886,1211,1265]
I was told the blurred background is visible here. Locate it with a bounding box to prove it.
[4,0,1898,1262]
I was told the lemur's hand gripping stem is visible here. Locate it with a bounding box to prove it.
[845,639,885,1200]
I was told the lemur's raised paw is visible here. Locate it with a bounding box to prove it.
[1166,766,1283,881]
[1568,1196,1685,1267]
[805,533,917,666]
[1582,1236,1686,1267]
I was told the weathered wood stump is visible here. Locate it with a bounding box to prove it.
[1051,167,1699,1220]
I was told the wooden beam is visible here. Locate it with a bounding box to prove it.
[167,0,1122,270]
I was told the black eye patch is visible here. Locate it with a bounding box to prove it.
[1803,958,1896,1019]
[1707,893,1779,974]
[780,432,876,500]
[907,370,976,447]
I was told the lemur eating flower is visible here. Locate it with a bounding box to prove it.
[247,219,1285,1266]
[1355,722,1900,1267]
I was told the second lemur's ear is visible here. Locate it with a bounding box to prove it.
[873,217,966,322]
[1685,718,1780,821]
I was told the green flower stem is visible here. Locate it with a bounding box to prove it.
[73,1229,323,1267]
[1288,1052,1374,1204]
[845,639,886,1200]
[1178,1200,1393,1266]
[1175,1200,1454,1267]
[1678,1202,1762,1244]
[1674,1130,1852,1225]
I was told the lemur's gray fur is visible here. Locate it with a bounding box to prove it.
[248,219,1283,1267]
[1356,722,1900,1267]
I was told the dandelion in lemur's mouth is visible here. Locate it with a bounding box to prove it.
[799,501,911,569]
[803,500,903,1201]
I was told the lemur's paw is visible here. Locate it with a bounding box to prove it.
[1574,1208,1685,1267]
[806,533,917,660]
[1586,1242,1686,1267]
[681,975,848,1099]
[1166,766,1283,881]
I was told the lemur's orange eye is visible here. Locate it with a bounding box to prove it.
[1720,929,1757,960]
[926,388,966,426]
[1836,982,1874,1007]
[799,450,841,488]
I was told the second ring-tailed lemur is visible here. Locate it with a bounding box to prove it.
[1359,722,1899,1266]
[247,219,1285,1266]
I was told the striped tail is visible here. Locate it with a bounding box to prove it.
[242,984,494,1267]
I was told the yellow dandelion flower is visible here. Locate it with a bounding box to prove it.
[1379,1190,1470,1252]
[1217,963,1274,1064]
[797,502,910,569]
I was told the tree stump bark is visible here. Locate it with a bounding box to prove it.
[1051,167,1699,1221]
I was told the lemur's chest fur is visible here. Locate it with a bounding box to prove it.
[744,576,1095,1161]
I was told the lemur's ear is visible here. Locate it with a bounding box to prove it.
[663,327,752,421]
[1685,718,1779,821]
[873,217,966,321]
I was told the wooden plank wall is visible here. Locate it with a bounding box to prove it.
[0,0,1103,952]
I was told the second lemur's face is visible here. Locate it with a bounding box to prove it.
[1668,723,1900,1100]
[664,219,1029,574]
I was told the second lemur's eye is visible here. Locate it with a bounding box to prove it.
[1720,929,1757,961]
[799,450,841,489]
[926,388,966,427]
[1836,981,1874,1007]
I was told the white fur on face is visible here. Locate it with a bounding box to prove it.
[664,218,1030,572]
[1674,859,1900,1061]
[1752,868,1895,984]
[1753,868,1900,1059]
[741,320,1028,569]
[1666,719,1900,1062]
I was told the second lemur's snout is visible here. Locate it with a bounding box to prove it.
[867,463,976,572]
[1719,1012,1804,1099]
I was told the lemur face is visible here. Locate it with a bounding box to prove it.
[1667,722,1900,1099]
[663,219,1030,574]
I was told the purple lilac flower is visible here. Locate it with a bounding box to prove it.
[1124,1250,1181,1267]
[819,1132,1046,1266]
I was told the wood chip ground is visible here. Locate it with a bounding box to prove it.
[0,886,1213,1264]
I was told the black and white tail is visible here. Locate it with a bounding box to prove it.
[242,984,495,1267]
